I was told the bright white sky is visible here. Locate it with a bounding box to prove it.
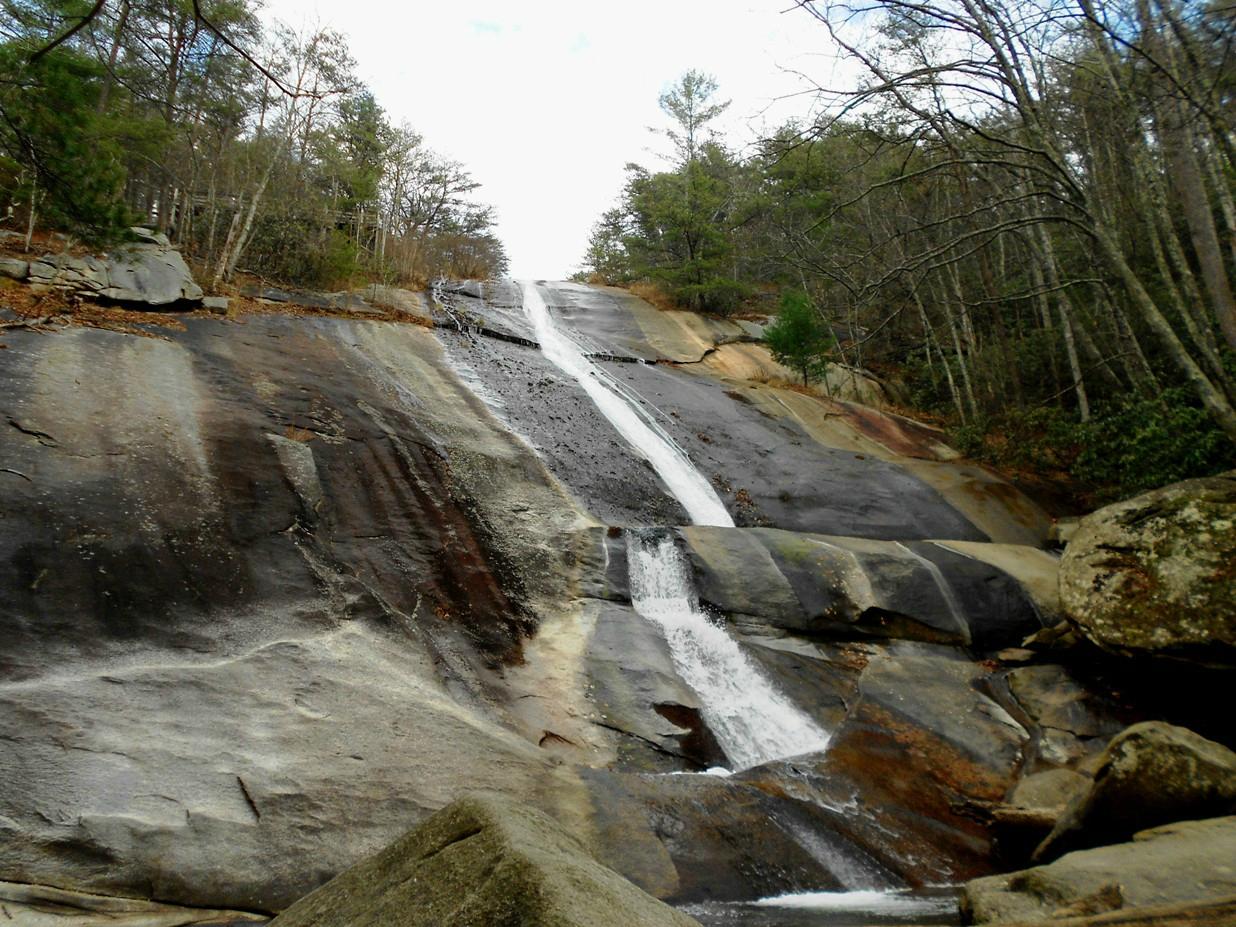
[261,0,851,278]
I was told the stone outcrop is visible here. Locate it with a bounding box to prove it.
[963,816,1236,923]
[0,880,264,926]
[1059,472,1236,666]
[0,281,1079,913]
[269,794,699,927]
[0,318,583,911]
[1035,722,1236,861]
[20,235,204,305]
[679,526,1053,650]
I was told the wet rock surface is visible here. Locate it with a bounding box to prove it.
[0,315,584,910]
[3,278,1195,920]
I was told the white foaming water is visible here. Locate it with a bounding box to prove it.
[520,281,733,527]
[752,889,955,915]
[628,533,831,770]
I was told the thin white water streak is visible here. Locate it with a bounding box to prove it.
[520,281,733,527]
[895,542,969,642]
[628,533,831,770]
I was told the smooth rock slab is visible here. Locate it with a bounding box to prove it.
[269,794,700,927]
[0,880,265,926]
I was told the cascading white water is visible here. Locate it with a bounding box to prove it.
[521,281,829,770]
[628,532,831,770]
[520,281,733,527]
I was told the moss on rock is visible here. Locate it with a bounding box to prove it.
[269,793,700,927]
[1059,472,1236,665]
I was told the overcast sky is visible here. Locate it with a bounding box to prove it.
[261,1,848,278]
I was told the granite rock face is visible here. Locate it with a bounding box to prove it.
[0,881,264,926]
[0,282,1085,913]
[0,318,583,911]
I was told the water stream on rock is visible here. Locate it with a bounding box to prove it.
[521,281,946,922]
[520,281,733,527]
[520,281,829,771]
[628,532,832,769]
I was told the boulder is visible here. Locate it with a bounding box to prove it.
[1035,722,1236,861]
[962,815,1236,923]
[268,794,700,927]
[28,253,109,292]
[202,295,230,314]
[1059,472,1236,666]
[991,768,1092,862]
[129,226,172,247]
[25,245,203,305]
[1005,664,1126,769]
[440,279,485,299]
[0,257,27,280]
[98,244,203,304]
[680,526,1047,649]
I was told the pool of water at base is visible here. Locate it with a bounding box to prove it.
[678,887,961,927]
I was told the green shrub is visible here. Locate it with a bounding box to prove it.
[1072,388,1235,501]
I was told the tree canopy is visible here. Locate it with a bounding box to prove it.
[0,0,507,287]
[578,3,1236,499]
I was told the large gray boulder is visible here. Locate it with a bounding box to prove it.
[1059,472,1236,666]
[680,526,1049,649]
[0,257,27,280]
[963,815,1236,923]
[25,242,203,305]
[1035,722,1236,861]
[99,243,203,304]
[269,794,699,927]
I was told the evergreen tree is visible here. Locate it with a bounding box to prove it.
[764,290,835,386]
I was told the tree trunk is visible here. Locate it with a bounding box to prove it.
[1093,224,1236,443]
[96,0,130,114]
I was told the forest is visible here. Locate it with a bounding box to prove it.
[577,0,1236,502]
[0,0,508,289]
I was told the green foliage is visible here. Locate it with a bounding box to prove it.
[1072,389,1236,501]
[580,72,745,314]
[945,391,1234,504]
[0,1,506,287]
[0,44,136,236]
[620,152,746,314]
[764,290,835,385]
[581,208,629,284]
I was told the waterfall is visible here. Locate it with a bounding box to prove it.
[628,532,831,770]
[520,281,733,527]
[521,281,828,770]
